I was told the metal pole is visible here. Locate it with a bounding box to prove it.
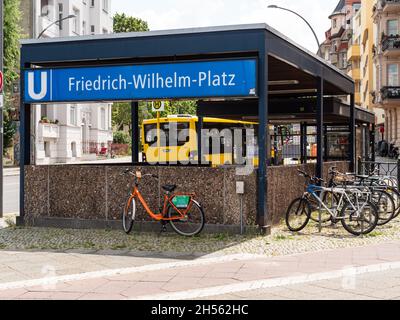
[349,94,356,172]
[371,124,376,163]
[257,51,269,232]
[131,101,139,164]
[197,116,203,164]
[0,0,4,219]
[267,5,321,56]
[316,77,324,180]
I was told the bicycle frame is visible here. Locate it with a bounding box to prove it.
[306,185,370,219]
[126,186,196,221]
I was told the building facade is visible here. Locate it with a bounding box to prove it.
[21,0,113,164]
[347,0,385,125]
[372,0,400,143]
[320,0,361,71]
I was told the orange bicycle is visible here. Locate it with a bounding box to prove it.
[121,169,205,237]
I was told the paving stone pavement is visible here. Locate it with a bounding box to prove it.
[0,241,400,300]
[209,268,400,300]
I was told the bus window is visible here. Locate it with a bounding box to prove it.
[160,122,190,147]
[144,124,157,144]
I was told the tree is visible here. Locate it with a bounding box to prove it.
[112,13,149,131]
[111,14,198,132]
[113,13,149,33]
[2,0,21,154]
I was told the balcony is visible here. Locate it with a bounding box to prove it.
[329,52,338,65]
[38,123,60,140]
[347,44,360,61]
[348,67,361,81]
[381,86,400,100]
[382,36,400,57]
[382,0,400,13]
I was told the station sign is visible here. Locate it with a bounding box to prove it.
[152,101,165,112]
[24,59,257,103]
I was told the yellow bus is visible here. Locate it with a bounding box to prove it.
[141,115,258,166]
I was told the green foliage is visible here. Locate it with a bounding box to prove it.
[2,0,21,154]
[112,102,131,131]
[113,131,130,144]
[3,0,21,90]
[111,14,198,137]
[3,111,16,150]
[113,13,149,33]
[149,100,197,119]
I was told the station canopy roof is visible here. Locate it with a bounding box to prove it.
[21,23,355,101]
[197,97,375,125]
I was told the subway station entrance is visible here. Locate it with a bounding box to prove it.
[19,24,372,232]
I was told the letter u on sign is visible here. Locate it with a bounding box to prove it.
[27,71,49,101]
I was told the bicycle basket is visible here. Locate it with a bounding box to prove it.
[172,195,191,209]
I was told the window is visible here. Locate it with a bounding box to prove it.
[58,4,63,30]
[388,64,399,86]
[72,8,80,34]
[91,25,95,34]
[41,0,49,16]
[101,108,106,130]
[333,19,337,28]
[102,0,109,12]
[340,52,347,69]
[70,106,77,125]
[91,0,95,7]
[387,20,399,36]
[160,122,190,147]
[82,21,86,35]
[44,142,51,158]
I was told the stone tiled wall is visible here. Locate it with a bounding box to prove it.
[24,161,348,229]
[267,161,349,225]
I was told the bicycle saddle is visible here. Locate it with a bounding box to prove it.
[162,185,177,192]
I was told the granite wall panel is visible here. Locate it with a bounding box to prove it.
[24,161,349,229]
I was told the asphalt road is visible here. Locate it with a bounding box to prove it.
[3,174,19,215]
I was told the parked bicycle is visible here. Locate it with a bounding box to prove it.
[286,170,379,236]
[326,168,397,226]
[121,170,205,237]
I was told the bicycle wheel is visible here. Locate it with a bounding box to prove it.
[387,186,400,219]
[168,201,205,237]
[122,197,136,234]
[308,191,338,223]
[286,198,311,232]
[340,200,378,236]
[370,190,395,226]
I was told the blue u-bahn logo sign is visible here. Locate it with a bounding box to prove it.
[24,59,258,103]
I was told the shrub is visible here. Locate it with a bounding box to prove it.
[113,131,130,144]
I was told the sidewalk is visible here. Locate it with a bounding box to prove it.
[0,241,400,300]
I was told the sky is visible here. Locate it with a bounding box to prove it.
[111,0,340,53]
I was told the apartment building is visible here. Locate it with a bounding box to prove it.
[22,0,113,164]
[347,0,385,126]
[320,0,361,71]
[372,0,400,144]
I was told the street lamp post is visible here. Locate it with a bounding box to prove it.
[267,4,321,56]
[31,14,76,169]
[37,14,76,39]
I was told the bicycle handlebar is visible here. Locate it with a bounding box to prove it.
[121,170,159,179]
[298,170,324,183]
